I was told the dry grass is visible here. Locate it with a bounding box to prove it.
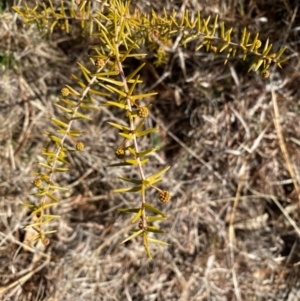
[1,0,300,300]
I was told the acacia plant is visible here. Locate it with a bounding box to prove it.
[13,0,288,258]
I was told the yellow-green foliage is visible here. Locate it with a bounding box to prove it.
[13,0,288,257]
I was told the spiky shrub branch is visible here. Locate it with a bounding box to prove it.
[13,0,288,257]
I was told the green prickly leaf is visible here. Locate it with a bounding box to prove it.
[40,229,58,235]
[211,14,218,36]
[254,59,264,71]
[42,151,56,157]
[51,118,68,129]
[129,91,157,100]
[56,129,82,136]
[36,216,58,226]
[244,31,251,46]
[46,192,60,203]
[127,147,136,156]
[145,166,170,182]
[274,46,287,61]
[147,177,164,186]
[131,208,142,223]
[147,237,169,246]
[225,28,233,42]
[107,121,130,131]
[120,47,146,61]
[95,76,124,86]
[72,75,87,89]
[144,202,166,217]
[100,84,127,97]
[119,132,133,140]
[49,135,62,144]
[93,14,110,30]
[138,148,157,157]
[57,156,70,165]
[261,38,269,53]
[73,111,92,120]
[58,99,76,108]
[143,232,152,259]
[114,186,142,193]
[31,206,50,216]
[240,28,247,46]
[146,226,165,234]
[109,162,132,167]
[65,85,81,96]
[50,20,58,33]
[135,127,159,138]
[147,215,167,222]
[118,208,140,213]
[127,75,140,96]
[64,19,70,33]
[103,101,128,110]
[184,34,198,44]
[262,44,273,57]
[23,202,35,209]
[220,22,225,40]
[125,158,149,165]
[118,176,142,185]
[133,121,145,134]
[39,203,59,210]
[109,158,148,167]
[232,47,237,57]
[250,33,259,51]
[92,71,120,77]
[77,62,91,75]
[38,162,52,170]
[26,218,53,228]
[100,30,116,55]
[33,189,47,197]
[219,43,229,53]
[120,229,143,244]
[278,56,289,66]
[126,63,146,81]
[202,15,210,35]
[248,61,257,72]
[53,167,69,172]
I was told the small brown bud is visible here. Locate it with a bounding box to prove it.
[114,65,120,73]
[115,147,125,159]
[42,238,50,246]
[33,178,42,187]
[255,40,262,48]
[261,70,270,78]
[138,106,149,118]
[138,219,143,229]
[152,29,160,38]
[94,58,105,68]
[76,142,84,151]
[159,190,171,203]
[61,87,70,96]
[211,45,217,53]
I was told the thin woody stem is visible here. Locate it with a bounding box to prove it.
[116,59,147,229]
[114,16,148,230]
[36,60,110,237]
